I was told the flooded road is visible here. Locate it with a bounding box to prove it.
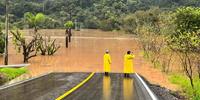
[0,29,142,77]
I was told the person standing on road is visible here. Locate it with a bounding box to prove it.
[124,51,135,77]
[104,50,112,76]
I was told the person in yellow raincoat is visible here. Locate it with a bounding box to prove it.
[104,50,111,76]
[124,51,135,77]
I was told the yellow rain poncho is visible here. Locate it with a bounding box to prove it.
[104,54,111,72]
[124,54,135,73]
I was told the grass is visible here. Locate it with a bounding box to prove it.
[0,67,28,80]
[169,73,200,100]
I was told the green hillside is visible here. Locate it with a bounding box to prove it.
[0,0,200,30]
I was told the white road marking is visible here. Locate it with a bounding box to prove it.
[135,73,158,100]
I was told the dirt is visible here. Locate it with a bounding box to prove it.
[0,29,178,91]
[150,84,186,100]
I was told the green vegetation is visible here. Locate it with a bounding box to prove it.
[11,12,60,62]
[0,0,200,30]
[11,30,39,63]
[0,0,199,99]
[0,67,27,80]
[64,21,74,29]
[169,73,200,100]
[24,12,46,33]
[126,6,200,99]
[168,7,200,88]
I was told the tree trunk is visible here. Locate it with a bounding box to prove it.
[23,54,27,63]
[34,27,38,34]
[65,29,69,48]
[199,72,200,79]
[66,36,68,48]
[4,0,9,65]
[69,28,72,42]
[23,47,27,63]
[189,76,194,89]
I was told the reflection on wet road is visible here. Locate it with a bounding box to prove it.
[64,73,136,100]
[0,73,156,100]
[123,78,134,100]
[103,76,111,100]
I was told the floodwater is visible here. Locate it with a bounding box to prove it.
[0,29,143,77]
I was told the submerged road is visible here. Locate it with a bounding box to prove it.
[0,73,158,100]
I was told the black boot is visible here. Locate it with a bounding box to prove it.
[105,72,109,76]
[124,73,127,77]
[127,74,130,78]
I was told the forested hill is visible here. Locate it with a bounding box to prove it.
[0,0,200,30]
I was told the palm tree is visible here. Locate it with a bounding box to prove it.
[64,21,74,44]
[24,12,45,33]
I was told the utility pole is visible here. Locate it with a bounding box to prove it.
[4,0,9,65]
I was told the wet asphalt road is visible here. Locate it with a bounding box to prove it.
[0,73,90,100]
[64,73,151,100]
[0,73,156,100]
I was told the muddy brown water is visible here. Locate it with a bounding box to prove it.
[0,29,178,92]
[0,29,142,77]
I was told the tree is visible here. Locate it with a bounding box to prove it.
[24,12,45,33]
[121,14,137,34]
[167,7,200,88]
[64,21,74,46]
[11,30,39,63]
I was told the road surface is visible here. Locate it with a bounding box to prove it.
[63,73,156,100]
[0,73,157,100]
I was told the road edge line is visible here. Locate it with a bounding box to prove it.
[135,73,158,100]
[55,72,95,100]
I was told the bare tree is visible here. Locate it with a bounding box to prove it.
[11,30,38,63]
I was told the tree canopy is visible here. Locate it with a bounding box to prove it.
[0,0,200,30]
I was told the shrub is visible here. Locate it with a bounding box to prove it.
[37,36,60,55]
[0,67,27,80]
[46,39,60,55]
[121,14,137,34]
[169,73,200,100]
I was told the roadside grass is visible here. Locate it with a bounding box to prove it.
[169,73,200,100]
[0,67,27,80]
